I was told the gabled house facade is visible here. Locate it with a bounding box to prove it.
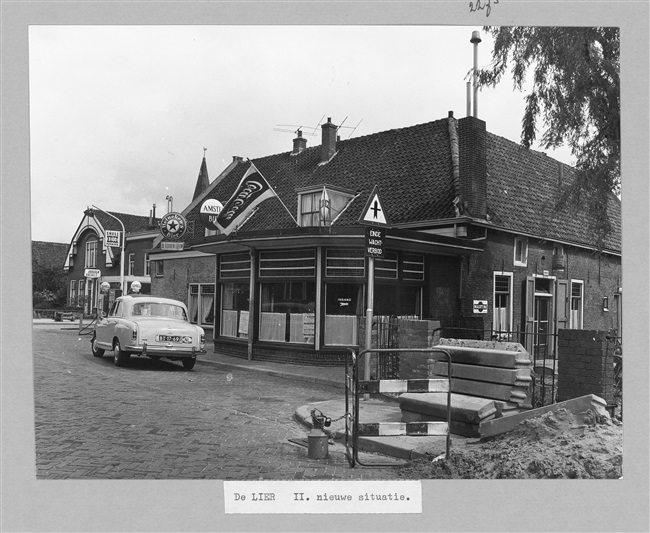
[148,113,622,365]
[63,208,161,315]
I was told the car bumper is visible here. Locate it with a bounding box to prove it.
[126,343,206,358]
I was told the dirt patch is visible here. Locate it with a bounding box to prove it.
[397,408,623,479]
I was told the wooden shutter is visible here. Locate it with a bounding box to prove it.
[555,279,569,331]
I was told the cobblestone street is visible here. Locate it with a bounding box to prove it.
[33,327,404,480]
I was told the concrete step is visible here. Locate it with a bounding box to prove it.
[399,392,496,424]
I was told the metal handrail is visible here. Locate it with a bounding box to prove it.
[345,347,452,468]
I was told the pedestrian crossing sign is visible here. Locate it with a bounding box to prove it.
[358,185,391,228]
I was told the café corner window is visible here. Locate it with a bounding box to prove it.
[220,282,250,338]
[259,282,316,344]
[85,240,98,268]
[514,237,528,267]
[326,249,365,278]
[325,283,363,346]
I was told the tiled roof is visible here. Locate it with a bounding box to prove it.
[185,116,620,253]
[32,241,68,269]
[486,133,621,252]
[194,119,456,234]
[93,211,160,235]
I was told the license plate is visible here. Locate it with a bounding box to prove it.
[157,335,181,342]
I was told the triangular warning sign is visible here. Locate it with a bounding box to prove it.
[359,185,391,227]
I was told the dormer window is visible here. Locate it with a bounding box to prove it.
[298,186,354,227]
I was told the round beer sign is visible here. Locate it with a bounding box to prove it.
[200,199,223,231]
[160,212,187,240]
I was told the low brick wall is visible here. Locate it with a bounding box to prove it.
[556,329,615,405]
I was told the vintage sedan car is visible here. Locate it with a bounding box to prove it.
[91,294,206,369]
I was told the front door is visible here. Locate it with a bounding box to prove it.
[534,295,551,359]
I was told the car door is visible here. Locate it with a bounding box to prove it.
[96,299,121,348]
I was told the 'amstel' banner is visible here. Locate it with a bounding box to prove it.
[215,163,275,235]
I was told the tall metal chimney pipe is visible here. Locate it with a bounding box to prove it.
[471,31,482,118]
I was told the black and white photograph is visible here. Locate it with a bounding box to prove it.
[2,1,648,532]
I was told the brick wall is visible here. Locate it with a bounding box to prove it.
[556,329,615,404]
[460,231,622,333]
[150,255,215,305]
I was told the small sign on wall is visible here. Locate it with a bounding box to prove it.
[473,300,488,314]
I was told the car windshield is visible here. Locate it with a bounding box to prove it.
[131,302,188,321]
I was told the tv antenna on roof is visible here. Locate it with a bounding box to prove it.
[273,125,317,136]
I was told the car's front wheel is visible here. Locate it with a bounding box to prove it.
[113,340,130,367]
[91,336,105,358]
[182,357,196,370]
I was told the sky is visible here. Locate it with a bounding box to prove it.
[28,25,575,244]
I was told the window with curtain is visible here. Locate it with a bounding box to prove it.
[220,282,249,338]
[324,283,363,346]
[493,273,513,338]
[189,284,215,328]
[570,281,584,329]
[259,282,316,344]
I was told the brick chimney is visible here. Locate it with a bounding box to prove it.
[293,130,307,154]
[457,116,487,218]
[321,117,337,162]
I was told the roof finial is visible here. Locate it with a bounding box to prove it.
[203,147,207,158]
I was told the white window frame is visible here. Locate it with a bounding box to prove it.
[143,253,150,276]
[85,240,98,268]
[514,236,528,267]
[570,279,584,329]
[493,271,513,338]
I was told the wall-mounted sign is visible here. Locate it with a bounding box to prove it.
[365,226,385,257]
[200,199,223,230]
[104,230,122,248]
[473,300,488,314]
[84,268,101,279]
[160,242,184,251]
[160,212,187,240]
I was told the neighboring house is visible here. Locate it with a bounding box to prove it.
[32,241,69,307]
[149,113,622,364]
[63,208,161,315]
